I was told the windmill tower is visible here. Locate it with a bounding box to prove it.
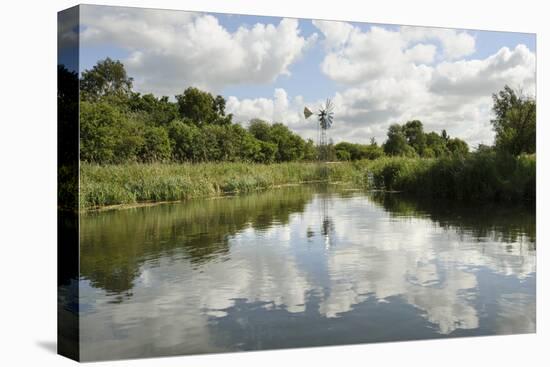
[318,99,334,162]
[304,99,334,162]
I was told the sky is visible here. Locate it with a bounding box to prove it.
[77,5,536,147]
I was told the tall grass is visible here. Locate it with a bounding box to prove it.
[80,162,358,209]
[355,152,535,203]
[80,153,535,210]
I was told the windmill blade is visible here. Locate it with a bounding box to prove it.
[325,98,334,112]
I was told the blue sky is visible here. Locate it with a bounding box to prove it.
[77,5,536,146]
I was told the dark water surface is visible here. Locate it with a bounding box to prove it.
[77,185,536,361]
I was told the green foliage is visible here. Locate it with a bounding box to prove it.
[384,124,416,156]
[360,153,535,203]
[80,101,143,164]
[81,58,133,100]
[175,87,232,125]
[447,137,469,156]
[168,120,201,162]
[128,93,179,125]
[303,139,318,161]
[80,162,331,209]
[336,149,351,161]
[383,122,468,158]
[491,85,536,156]
[257,141,278,163]
[425,132,449,157]
[402,120,427,154]
[77,59,536,209]
[269,123,305,162]
[138,126,172,162]
[80,152,536,210]
[247,119,309,162]
[335,141,384,161]
[248,119,272,141]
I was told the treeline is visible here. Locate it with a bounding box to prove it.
[78,58,316,164]
[72,58,535,164]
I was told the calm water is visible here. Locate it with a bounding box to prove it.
[77,185,536,361]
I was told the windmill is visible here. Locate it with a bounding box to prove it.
[318,99,334,162]
[303,99,335,162]
[303,102,335,244]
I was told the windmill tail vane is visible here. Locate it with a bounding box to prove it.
[303,106,313,119]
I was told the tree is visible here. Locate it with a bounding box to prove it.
[441,129,449,143]
[491,85,536,155]
[129,93,178,125]
[402,120,427,155]
[303,139,318,161]
[336,149,351,161]
[425,132,449,157]
[269,123,305,162]
[257,141,277,163]
[81,58,133,100]
[360,144,384,160]
[175,87,232,125]
[248,119,271,141]
[335,141,384,161]
[80,101,143,163]
[447,138,469,156]
[138,126,172,162]
[383,124,415,156]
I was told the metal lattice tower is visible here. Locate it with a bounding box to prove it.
[317,99,334,162]
[304,99,334,162]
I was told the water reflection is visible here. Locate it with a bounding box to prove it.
[79,185,535,361]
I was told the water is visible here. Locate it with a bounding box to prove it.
[76,185,536,361]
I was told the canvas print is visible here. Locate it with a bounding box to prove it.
[58,4,536,362]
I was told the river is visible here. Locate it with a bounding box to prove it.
[75,185,536,361]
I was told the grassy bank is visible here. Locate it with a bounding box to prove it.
[355,152,535,203]
[80,153,535,210]
[80,161,359,209]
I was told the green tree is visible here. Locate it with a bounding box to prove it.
[360,144,384,160]
[336,149,351,161]
[248,119,272,141]
[303,139,318,161]
[168,120,203,162]
[491,85,536,155]
[335,142,359,160]
[175,87,232,125]
[129,93,178,125]
[383,124,415,156]
[257,141,277,163]
[81,58,134,100]
[138,126,172,162]
[447,137,469,156]
[402,120,427,155]
[269,123,305,162]
[425,132,449,157]
[80,101,142,163]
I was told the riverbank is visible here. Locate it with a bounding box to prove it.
[80,161,359,210]
[80,153,535,210]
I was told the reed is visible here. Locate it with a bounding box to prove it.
[80,153,535,210]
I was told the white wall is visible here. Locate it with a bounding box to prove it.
[0,0,547,366]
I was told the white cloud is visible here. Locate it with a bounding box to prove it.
[226,88,308,130]
[399,26,476,60]
[80,5,316,96]
[431,44,536,97]
[226,22,534,147]
[405,43,437,64]
[80,6,536,147]
[311,20,353,49]
[79,192,535,357]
